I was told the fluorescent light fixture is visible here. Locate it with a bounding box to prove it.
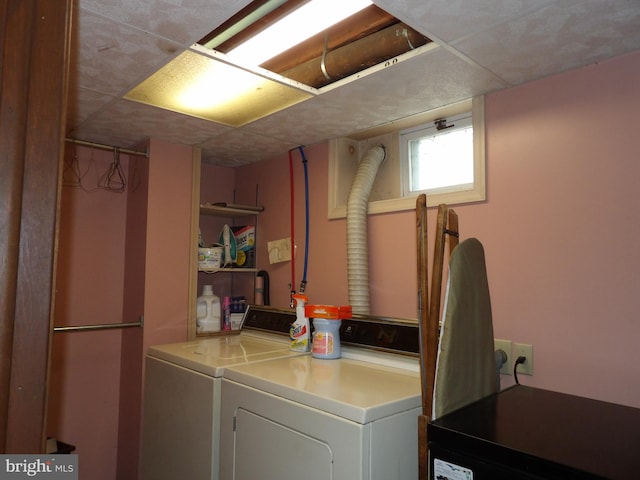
[227,0,373,66]
[124,45,315,127]
[124,1,373,127]
[203,0,287,50]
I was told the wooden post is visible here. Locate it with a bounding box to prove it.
[416,194,430,479]
[0,0,72,453]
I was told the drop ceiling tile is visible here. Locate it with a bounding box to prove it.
[374,0,553,43]
[79,0,253,45]
[68,98,232,149]
[72,8,184,96]
[66,87,114,133]
[317,46,507,127]
[452,0,640,86]
[241,96,367,147]
[199,130,298,167]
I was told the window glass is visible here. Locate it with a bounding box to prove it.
[402,113,474,196]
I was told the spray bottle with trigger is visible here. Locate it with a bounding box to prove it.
[290,293,310,352]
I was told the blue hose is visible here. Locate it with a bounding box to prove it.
[298,146,310,293]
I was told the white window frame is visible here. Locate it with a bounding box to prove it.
[328,96,485,219]
[400,110,483,205]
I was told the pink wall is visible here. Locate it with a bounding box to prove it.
[51,139,195,480]
[469,50,640,405]
[119,139,195,479]
[116,146,148,480]
[236,50,640,408]
[140,139,194,351]
[49,146,130,480]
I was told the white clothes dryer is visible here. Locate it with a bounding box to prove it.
[219,317,422,480]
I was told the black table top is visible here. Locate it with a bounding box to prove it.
[429,385,640,479]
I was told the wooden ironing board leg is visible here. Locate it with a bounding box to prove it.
[418,414,430,480]
[417,199,460,480]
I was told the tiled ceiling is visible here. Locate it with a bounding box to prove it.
[67,0,640,167]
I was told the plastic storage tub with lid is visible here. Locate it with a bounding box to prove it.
[305,305,352,359]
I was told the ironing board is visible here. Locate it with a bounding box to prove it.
[416,198,496,479]
[432,237,497,418]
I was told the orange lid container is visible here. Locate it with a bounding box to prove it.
[304,304,352,320]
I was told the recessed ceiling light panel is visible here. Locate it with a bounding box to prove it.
[125,46,316,127]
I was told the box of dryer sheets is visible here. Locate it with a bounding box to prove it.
[232,226,255,268]
[230,296,247,330]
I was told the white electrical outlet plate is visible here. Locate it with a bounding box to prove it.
[514,343,534,375]
[494,339,511,375]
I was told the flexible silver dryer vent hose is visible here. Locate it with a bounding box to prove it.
[346,144,386,315]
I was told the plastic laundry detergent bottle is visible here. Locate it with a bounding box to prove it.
[196,285,221,333]
[290,294,310,352]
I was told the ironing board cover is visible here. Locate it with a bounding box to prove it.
[432,238,497,419]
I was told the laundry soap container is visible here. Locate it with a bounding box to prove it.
[290,294,310,352]
[306,305,352,359]
[196,285,221,333]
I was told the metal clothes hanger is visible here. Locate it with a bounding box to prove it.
[100,147,126,193]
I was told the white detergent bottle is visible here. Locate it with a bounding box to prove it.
[196,285,221,333]
[290,294,310,352]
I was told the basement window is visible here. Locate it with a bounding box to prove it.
[328,97,485,219]
[401,112,478,200]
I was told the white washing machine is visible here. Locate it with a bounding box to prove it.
[140,308,306,480]
[219,315,422,480]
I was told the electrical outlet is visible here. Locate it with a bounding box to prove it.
[494,339,511,375]
[514,343,533,375]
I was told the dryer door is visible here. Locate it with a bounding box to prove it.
[234,408,332,480]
